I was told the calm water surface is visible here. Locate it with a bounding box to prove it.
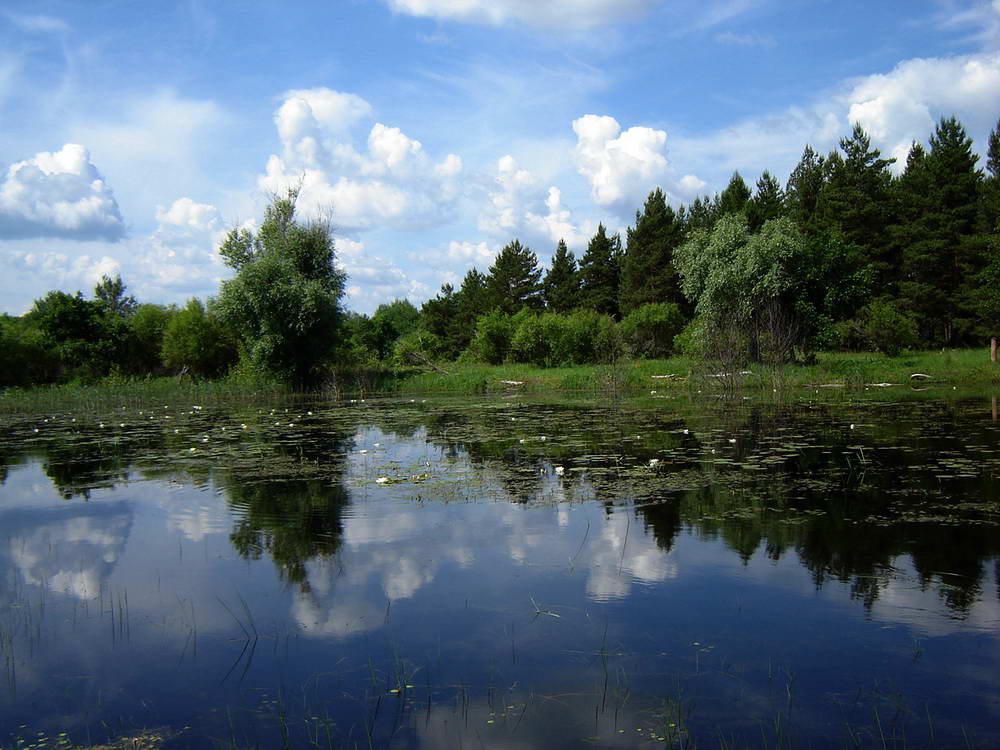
[0,393,998,749]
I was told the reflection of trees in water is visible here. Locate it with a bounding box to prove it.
[372,398,1000,615]
[226,478,348,586]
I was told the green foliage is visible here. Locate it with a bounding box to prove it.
[30,290,131,380]
[898,117,983,345]
[94,274,137,317]
[469,309,516,364]
[392,329,445,367]
[676,214,808,362]
[717,172,751,216]
[0,315,58,386]
[217,189,346,385]
[542,239,580,313]
[161,298,238,377]
[578,224,621,318]
[485,239,543,315]
[620,303,685,358]
[620,188,686,314]
[747,171,785,232]
[128,303,175,375]
[853,299,919,357]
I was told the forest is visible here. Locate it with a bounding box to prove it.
[2,115,998,389]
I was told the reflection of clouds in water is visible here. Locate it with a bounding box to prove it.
[3,505,131,599]
[867,560,1000,637]
[586,511,678,601]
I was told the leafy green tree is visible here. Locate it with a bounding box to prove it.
[217,190,346,384]
[675,215,809,362]
[717,172,751,216]
[362,299,420,360]
[619,302,685,358]
[420,284,464,358]
[485,239,543,315]
[469,309,516,364]
[578,224,622,318]
[161,298,238,377]
[128,303,175,375]
[30,290,129,379]
[542,239,580,313]
[93,274,137,317]
[620,188,686,314]
[747,171,785,232]
[0,315,58,386]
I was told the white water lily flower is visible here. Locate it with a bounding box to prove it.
[649,459,660,468]
[555,466,565,476]
[728,438,736,444]
[359,449,368,454]
[373,442,381,447]
[376,477,390,484]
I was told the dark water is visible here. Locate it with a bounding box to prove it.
[1,393,998,749]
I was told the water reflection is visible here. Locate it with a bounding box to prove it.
[0,395,998,748]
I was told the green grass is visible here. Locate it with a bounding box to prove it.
[0,376,290,415]
[393,348,1000,395]
[3,349,999,412]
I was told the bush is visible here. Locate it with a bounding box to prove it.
[469,309,515,364]
[619,303,685,358]
[162,299,238,377]
[855,300,919,357]
[392,329,444,367]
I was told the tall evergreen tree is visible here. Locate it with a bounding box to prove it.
[981,117,1000,233]
[578,224,622,318]
[819,124,896,290]
[898,117,983,344]
[485,240,543,315]
[747,171,785,232]
[542,239,580,313]
[620,188,686,314]
[717,172,751,216]
[785,146,826,230]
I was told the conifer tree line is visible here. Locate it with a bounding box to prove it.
[2,115,998,386]
[404,114,1000,365]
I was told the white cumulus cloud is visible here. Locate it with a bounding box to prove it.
[0,143,126,241]
[260,88,464,232]
[844,52,1000,165]
[572,114,669,208]
[382,0,658,30]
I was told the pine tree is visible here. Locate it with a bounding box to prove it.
[542,239,580,313]
[620,188,686,314]
[818,124,895,291]
[898,117,983,344]
[747,171,785,232]
[717,172,751,216]
[578,224,622,318]
[785,146,826,230]
[485,239,543,315]
[981,117,1000,233]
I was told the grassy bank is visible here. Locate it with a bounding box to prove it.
[395,348,1000,394]
[2,348,999,412]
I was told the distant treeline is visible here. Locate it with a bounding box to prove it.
[2,115,999,387]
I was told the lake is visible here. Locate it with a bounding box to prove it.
[0,392,998,749]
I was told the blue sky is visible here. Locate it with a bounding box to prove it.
[1,0,999,315]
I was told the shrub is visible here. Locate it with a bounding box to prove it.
[619,303,685,358]
[855,299,919,357]
[469,309,515,364]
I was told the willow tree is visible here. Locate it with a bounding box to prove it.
[217,190,346,384]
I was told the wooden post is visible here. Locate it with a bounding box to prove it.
[992,337,997,363]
